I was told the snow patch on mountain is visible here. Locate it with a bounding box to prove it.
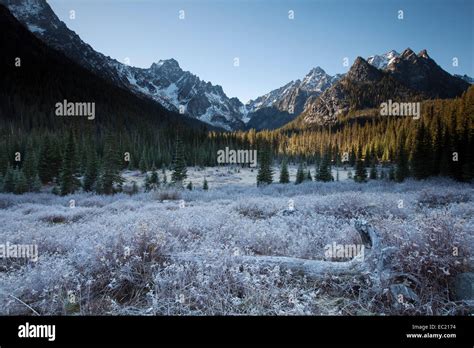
[244,67,341,125]
[367,50,400,70]
[8,0,43,17]
[27,23,45,33]
[2,0,245,130]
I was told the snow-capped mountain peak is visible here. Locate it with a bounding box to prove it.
[243,66,343,129]
[300,66,334,91]
[1,0,246,130]
[246,66,337,113]
[151,58,181,71]
[366,50,400,70]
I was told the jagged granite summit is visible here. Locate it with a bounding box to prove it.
[244,67,342,130]
[1,0,246,130]
[385,48,470,98]
[2,0,471,131]
[300,49,470,126]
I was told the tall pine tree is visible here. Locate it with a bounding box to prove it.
[354,146,367,183]
[38,136,54,184]
[171,135,187,186]
[279,159,290,184]
[411,123,433,180]
[256,146,273,186]
[100,134,124,195]
[295,163,305,184]
[316,152,333,182]
[59,131,80,195]
[395,132,410,182]
[83,147,99,192]
[23,143,39,191]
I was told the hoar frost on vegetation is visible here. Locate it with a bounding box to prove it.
[0,178,472,315]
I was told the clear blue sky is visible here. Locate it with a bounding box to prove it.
[48,0,473,103]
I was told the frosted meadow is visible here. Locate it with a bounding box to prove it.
[0,169,472,316]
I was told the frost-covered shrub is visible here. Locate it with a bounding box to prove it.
[153,189,182,201]
[0,255,80,315]
[0,178,472,315]
[147,260,315,315]
[418,189,470,208]
[235,200,279,220]
[76,195,109,208]
[39,213,69,224]
[0,196,17,209]
[367,212,472,315]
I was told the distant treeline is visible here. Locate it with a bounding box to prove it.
[241,85,474,183]
[0,87,472,194]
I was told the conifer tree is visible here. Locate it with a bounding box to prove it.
[171,136,187,186]
[52,140,63,178]
[31,175,41,192]
[354,147,367,183]
[14,168,28,194]
[439,127,452,177]
[187,181,193,190]
[38,137,55,184]
[461,128,474,182]
[334,144,341,167]
[279,159,290,184]
[395,132,409,182]
[256,147,273,186]
[349,148,356,166]
[83,148,99,192]
[459,121,472,182]
[203,177,209,190]
[388,166,395,181]
[22,143,38,190]
[78,145,88,175]
[51,186,60,195]
[3,165,15,193]
[306,169,313,181]
[364,147,372,167]
[369,163,377,180]
[59,131,80,195]
[432,118,444,176]
[100,134,124,195]
[0,146,8,175]
[449,116,463,181]
[411,123,433,180]
[316,152,333,182]
[295,163,305,184]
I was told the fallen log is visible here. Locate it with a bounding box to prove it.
[165,219,383,280]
